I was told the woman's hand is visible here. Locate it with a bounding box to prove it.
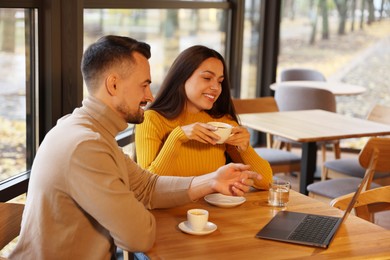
[181,123,220,144]
[225,126,250,151]
[188,163,261,200]
[212,163,260,196]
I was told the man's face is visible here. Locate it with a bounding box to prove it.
[113,52,154,124]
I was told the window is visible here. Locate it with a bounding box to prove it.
[1,1,276,201]
[84,8,228,95]
[83,2,235,142]
[241,0,262,98]
[277,0,390,148]
[0,8,38,184]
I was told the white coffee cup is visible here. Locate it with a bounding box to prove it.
[207,122,233,144]
[187,209,209,232]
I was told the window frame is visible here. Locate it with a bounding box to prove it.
[0,1,41,201]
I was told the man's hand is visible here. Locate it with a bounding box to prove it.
[212,163,260,196]
[188,163,261,200]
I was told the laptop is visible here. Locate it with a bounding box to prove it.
[255,172,371,248]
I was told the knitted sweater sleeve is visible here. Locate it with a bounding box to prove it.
[226,144,273,190]
[135,111,188,174]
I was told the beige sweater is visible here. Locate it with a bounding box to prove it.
[10,96,193,260]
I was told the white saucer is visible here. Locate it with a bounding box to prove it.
[178,221,217,235]
[204,193,246,208]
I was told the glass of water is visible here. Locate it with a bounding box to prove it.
[268,179,290,207]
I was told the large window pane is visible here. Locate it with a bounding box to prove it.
[84,9,227,95]
[0,8,36,182]
[241,0,262,98]
[278,0,390,148]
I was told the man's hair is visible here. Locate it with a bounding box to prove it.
[81,35,151,93]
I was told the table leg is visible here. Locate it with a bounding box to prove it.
[299,142,317,194]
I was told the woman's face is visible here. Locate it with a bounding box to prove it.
[184,57,224,113]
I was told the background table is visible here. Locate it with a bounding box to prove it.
[239,110,390,194]
[146,191,390,259]
[270,81,366,96]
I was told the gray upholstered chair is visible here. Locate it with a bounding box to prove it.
[280,68,326,82]
[307,137,390,204]
[321,104,390,186]
[277,67,328,157]
[273,85,340,174]
[232,97,301,175]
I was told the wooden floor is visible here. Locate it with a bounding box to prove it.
[273,146,390,230]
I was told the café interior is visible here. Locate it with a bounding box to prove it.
[1,0,390,259]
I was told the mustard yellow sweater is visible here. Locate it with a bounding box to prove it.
[135,110,273,189]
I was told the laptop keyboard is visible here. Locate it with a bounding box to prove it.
[288,215,339,244]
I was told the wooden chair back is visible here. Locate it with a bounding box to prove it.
[331,186,390,222]
[323,104,390,182]
[358,137,390,188]
[232,97,279,114]
[0,203,24,255]
[331,137,390,222]
[367,104,390,125]
[232,97,279,147]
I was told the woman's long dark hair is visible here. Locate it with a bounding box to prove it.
[148,45,238,122]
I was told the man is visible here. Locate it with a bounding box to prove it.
[10,36,260,259]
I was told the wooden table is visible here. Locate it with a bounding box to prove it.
[239,110,390,194]
[270,81,366,96]
[146,191,390,259]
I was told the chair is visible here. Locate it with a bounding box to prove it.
[280,68,326,82]
[331,186,390,223]
[322,104,390,185]
[232,97,301,174]
[0,203,24,259]
[274,85,340,174]
[307,137,390,204]
[277,68,330,159]
[0,202,132,260]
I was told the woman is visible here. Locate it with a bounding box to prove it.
[135,45,272,189]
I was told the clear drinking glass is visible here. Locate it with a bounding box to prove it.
[268,179,290,207]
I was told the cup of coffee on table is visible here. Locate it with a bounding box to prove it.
[207,122,233,144]
[187,209,209,232]
[268,179,290,207]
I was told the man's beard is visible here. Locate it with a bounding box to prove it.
[126,111,144,124]
[117,103,144,124]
